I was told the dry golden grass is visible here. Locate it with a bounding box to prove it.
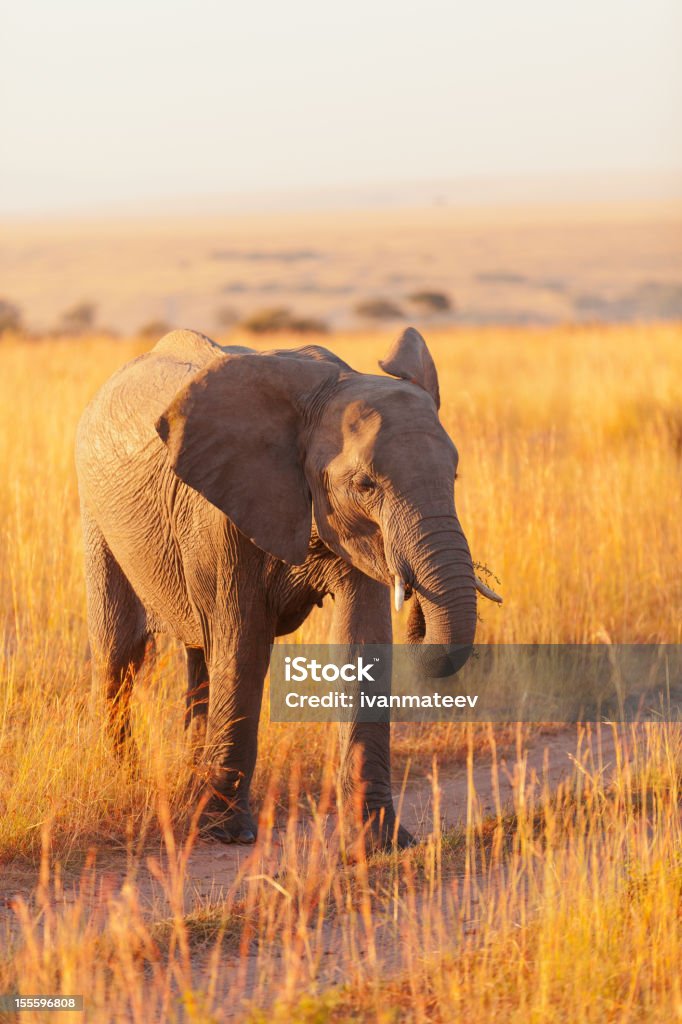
[0,323,681,1021]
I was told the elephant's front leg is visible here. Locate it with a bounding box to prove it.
[198,629,271,844]
[332,571,417,850]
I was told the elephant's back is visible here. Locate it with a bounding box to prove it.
[74,331,227,643]
[151,329,254,364]
[76,330,227,468]
[74,331,235,642]
[152,328,226,363]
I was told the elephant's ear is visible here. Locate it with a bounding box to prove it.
[378,327,440,410]
[155,353,339,565]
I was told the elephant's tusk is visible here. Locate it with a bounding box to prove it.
[394,576,405,612]
[475,577,503,604]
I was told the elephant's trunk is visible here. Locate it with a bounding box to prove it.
[390,511,478,678]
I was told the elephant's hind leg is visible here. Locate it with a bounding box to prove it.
[185,646,209,758]
[81,505,150,757]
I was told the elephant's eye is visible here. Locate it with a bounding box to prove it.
[354,474,377,494]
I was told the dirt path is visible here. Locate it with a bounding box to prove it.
[1,724,625,915]
[177,722,623,899]
[186,723,629,1015]
[0,724,633,1019]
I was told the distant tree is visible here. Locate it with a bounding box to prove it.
[287,315,328,335]
[0,299,23,335]
[214,305,240,330]
[241,307,293,334]
[407,290,453,314]
[354,298,404,320]
[138,319,171,340]
[240,307,328,335]
[58,301,97,335]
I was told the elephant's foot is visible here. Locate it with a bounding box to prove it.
[390,821,419,850]
[198,798,257,844]
[367,805,418,851]
[199,809,257,844]
[346,804,418,857]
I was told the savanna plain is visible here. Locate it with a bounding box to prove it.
[1,206,682,1022]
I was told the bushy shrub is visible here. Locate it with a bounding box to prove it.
[240,307,328,335]
[214,306,240,329]
[407,290,453,313]
[138,319,171,340]
[354,298,404,320]
[0,299,23,335]
[58,302,97,335]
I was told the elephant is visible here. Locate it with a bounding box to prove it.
[76,326,500,849]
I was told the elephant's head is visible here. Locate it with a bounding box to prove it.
[156,328,500,676]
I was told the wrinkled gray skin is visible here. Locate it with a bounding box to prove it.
[76,327,477,849]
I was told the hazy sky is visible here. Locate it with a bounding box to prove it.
[2,0,681,214]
